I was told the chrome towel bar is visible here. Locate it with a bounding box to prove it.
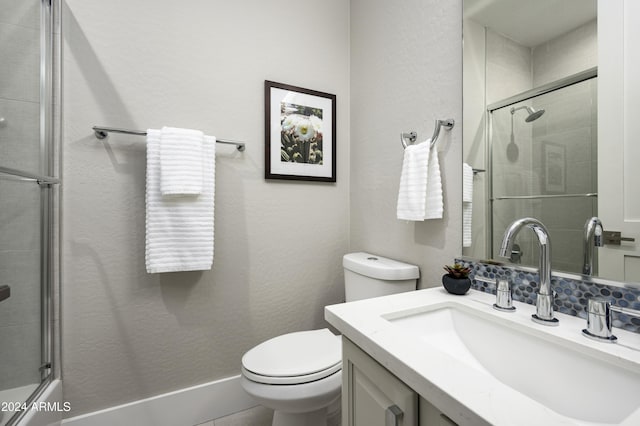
[92,126,246,151]
[400,118,454,149]
[493,193,597,201]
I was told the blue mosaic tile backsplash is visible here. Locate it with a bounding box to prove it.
[456,258,640,334]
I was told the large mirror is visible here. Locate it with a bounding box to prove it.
[463,0,640,284]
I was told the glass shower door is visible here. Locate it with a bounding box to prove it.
[0,0,56,424]
[489,77,598,274]
[0,181,46,423]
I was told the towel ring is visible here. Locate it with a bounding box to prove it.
[401,119,455,149]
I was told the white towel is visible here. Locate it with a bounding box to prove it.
[146,129,215,273]
[463,163,473,247]
[397,140,443,220]
[160,126,204,195]
[463,163,473,203]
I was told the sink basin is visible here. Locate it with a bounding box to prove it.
[385,303,640,424]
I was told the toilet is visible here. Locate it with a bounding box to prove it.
[240,252,419,426]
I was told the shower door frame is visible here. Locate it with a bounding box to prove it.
[39,0,55,388]
[485,67,598,260]
[0,0,59,424]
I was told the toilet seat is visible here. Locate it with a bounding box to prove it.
[242,329,342,385]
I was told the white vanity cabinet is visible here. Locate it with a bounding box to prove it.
[342,337,458,426]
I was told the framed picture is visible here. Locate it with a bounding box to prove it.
[265,80,336,182]
[543,142,566,193]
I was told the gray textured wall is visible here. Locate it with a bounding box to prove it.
[61,0,464,417]
[61,0,349,416]
[349,0,463,287]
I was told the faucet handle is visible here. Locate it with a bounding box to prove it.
[583,297,640,343]
[493,279,516,312]
[582,297,616,342]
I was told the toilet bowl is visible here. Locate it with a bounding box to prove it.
[240,252,419,426]
[241,329,342,426]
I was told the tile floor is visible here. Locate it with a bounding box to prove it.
[195,406,273,426]
[196,404,341,426]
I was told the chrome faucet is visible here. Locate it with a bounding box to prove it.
[582,217,603,275]
[499,217,558,326]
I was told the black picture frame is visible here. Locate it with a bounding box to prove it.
[265,80,336,182]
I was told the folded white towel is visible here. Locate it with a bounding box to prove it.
[160,126,204,195]
[146,129,215,273]
[397,140,443,220]
[462,163,473,247]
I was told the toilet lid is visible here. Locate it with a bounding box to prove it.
[242,329,342,385]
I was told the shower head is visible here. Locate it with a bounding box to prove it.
[525,108,545,122]
[510,105,545,122]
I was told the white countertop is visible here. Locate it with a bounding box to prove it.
[325,287,640,426]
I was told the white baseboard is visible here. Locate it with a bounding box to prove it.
[61,375,257,426]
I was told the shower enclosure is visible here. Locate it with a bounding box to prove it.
[0,1,58,425]
[487,70,598,274]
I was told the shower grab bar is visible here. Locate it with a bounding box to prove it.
[92,126,246,152]
[400,119,455,149]
[493,193,598,201]
[0,166,60,185]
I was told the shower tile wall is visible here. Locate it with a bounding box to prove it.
[532,20,597,87]
[485,29,531,105]
[0,0,43,391]
[0,0,42,174]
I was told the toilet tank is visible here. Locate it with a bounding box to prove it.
[343,252,419,302]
